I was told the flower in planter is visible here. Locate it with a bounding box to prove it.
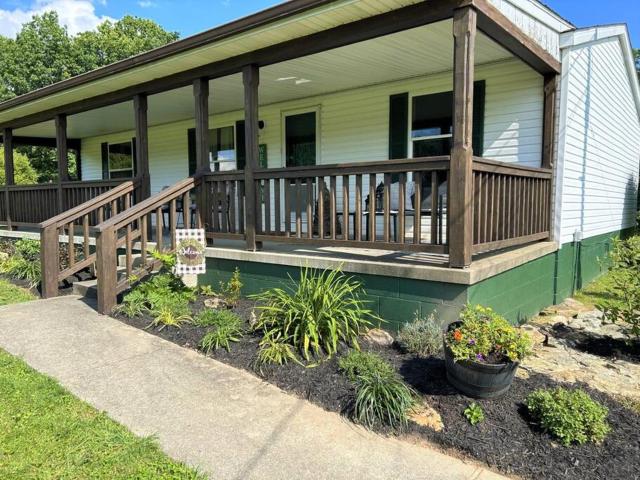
[445,305,532,364]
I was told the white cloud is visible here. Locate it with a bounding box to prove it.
[137,1,157,7]
[0,0,115,38]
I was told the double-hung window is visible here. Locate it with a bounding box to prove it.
[108,141,134,179]
[209,125,236,172]
[411,90,453,158]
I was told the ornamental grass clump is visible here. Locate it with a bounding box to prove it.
[526,387,611,446]
[198,309,245,353]
[396,313,442,357]
[445,305,532,364]
[251,267,378,362]
[0,239,41,287]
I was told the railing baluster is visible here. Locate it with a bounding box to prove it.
[67,222,75,267]
[170,199,177,250]
[369,174,376,242]
[255,180,263,236]
[284,180,291,237]
[330,176,337,240]
[274,178,281,235]
[212,181,220,232]
[318,177,324,239]
[264,179,271,234]
[355,174,362,242]
[83,214,90,263]
[156,206,163,251]
[126,224,133,276]
[383,173,390,243]
[141,215,148,266]
[342,175,349,241]
[431,171,438,245]
[398,173,405,244]
[307,177,314,239]
[229,181,237,233]
[183,191,191,229]
[413,172,421,245]
[295,178,302,238]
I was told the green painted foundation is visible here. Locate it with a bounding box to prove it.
[199,229,631,330]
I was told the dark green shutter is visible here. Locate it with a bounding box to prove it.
[101,142,109,179]
[473,80,486,156]
[187,128,197,175]
[236,120,246,170]
[389,93,409,160]
[131,137,137,177]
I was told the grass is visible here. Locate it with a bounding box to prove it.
[574,269,623,309]
[0,278,35,306]
[0,349,203,479]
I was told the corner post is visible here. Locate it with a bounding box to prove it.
[96,226,118,314]
[134,94,151,201]
[449,6,477,269]
[55,114,68,213]
[2,128,14,229]
[542,74,558,239]
[242,64,260,251]
[40,225,60,298]
[193,78,211,230]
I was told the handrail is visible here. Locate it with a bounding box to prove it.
[94,177,197,232]
[472,157,552,178]
[39,180,136,229]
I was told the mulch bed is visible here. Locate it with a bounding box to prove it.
[114,295,640,480]
[550,323,640,364]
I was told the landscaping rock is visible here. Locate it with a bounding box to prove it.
[569,311,604,331]
[204,297,226,310]
[364,328,394,347]
[409,402,444,432]
[520,325,546,349]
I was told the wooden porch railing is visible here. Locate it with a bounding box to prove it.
[1,179,130,227]
[39,180,141,298]
[93,177,200,313]
[472,158,552,253]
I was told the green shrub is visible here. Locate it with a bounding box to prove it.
[397,313,442,357]
[599,236,640,337]
[198,310,245,353]
[255,335,299,367]
[338,350,395,382]
[0,239,41,287]
[252,267,377,361]
[445,305,531,363]
[114,289,147,318]
[354,370,416,430]
[526,388,611,446]
[219,268,243,307]
[464,403,485,426]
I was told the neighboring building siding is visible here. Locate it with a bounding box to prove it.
[82,58,544,195]
[557,36,640,244]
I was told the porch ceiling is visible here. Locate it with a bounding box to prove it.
[15,21,513,139]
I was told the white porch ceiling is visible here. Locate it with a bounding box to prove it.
[16,20,514,139]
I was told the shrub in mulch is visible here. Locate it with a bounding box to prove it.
[113,296,640,480]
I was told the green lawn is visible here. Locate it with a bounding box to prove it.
[0,278,35,306]
[0,349,203,479]
[574,269,623,309]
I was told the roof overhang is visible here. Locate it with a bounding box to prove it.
[0,0,561,130]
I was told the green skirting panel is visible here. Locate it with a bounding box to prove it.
[199,229,630,330]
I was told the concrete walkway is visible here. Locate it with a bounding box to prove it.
[0,296,506,480]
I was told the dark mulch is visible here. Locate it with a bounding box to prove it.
[113,296,640,480]
[550,323,640,364]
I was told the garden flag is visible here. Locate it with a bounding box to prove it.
[175,229,206,275]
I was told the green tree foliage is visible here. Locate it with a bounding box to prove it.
[0,12,178,182]
[0,147,39,185]
[634,48,640,72]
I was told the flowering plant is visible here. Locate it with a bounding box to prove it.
[445,305,532,364]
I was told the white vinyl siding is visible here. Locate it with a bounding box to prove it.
[81,58,544,196]
[557,36,640,244]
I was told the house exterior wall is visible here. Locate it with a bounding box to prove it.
[556,33,640,245]
[80,58,544,195]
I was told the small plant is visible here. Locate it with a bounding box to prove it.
[199,311,244,353]
[255,335,299,367]
[354,371,416,430]
[252,267,378,361]
[396,312,442,357]
[338,350,395,382]
[463,403,485,426]
[198,285,216,297]
[599,236,640,337]
[219,268,243,307]
[445,305,532,364]
[151,249,177,271]
[149,303,192,330]
[0,239,41,287]
[526,387,611,446]
[114,289,148,318]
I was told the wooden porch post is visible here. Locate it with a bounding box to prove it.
[193,78,210,230]
[542,73,558,239]
[2,128,14,229]
[243,64,259,251]
[55,114,68,213]
[134,94,151,200]
[96,226,118,314]
[449,6,477,269]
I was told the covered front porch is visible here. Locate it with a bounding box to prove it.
[0,0,560,313]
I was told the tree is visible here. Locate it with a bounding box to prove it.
[634,49,640,72]
[0,13,178,182]
[0,147,39,185]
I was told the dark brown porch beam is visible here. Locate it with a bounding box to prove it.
[0,0,468,130]
[193,78,211,174]
[542,74,558,169]
[449,6,477,269]
[472,0,561,75]
[0,135,81,151]
[55,114,69,182]
[2,128,14,186]
[134,94,151,200]
[243,64,260,251]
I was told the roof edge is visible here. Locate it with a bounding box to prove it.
[0,0,338,115]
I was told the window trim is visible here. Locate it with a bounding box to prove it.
[107,140,134,179]
[280,106,321,167]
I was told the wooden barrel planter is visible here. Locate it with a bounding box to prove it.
[443,322,520,399]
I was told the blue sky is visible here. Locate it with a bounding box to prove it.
[0,0,638,46]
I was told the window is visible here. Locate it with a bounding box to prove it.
[284,110,317,167]
[411,90,453,157]
[209,126,236,172]
[108,141,133,179]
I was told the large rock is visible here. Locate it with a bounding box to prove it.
[520,325,547,349]
[364,328,394,347]
[409,402,444,432]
